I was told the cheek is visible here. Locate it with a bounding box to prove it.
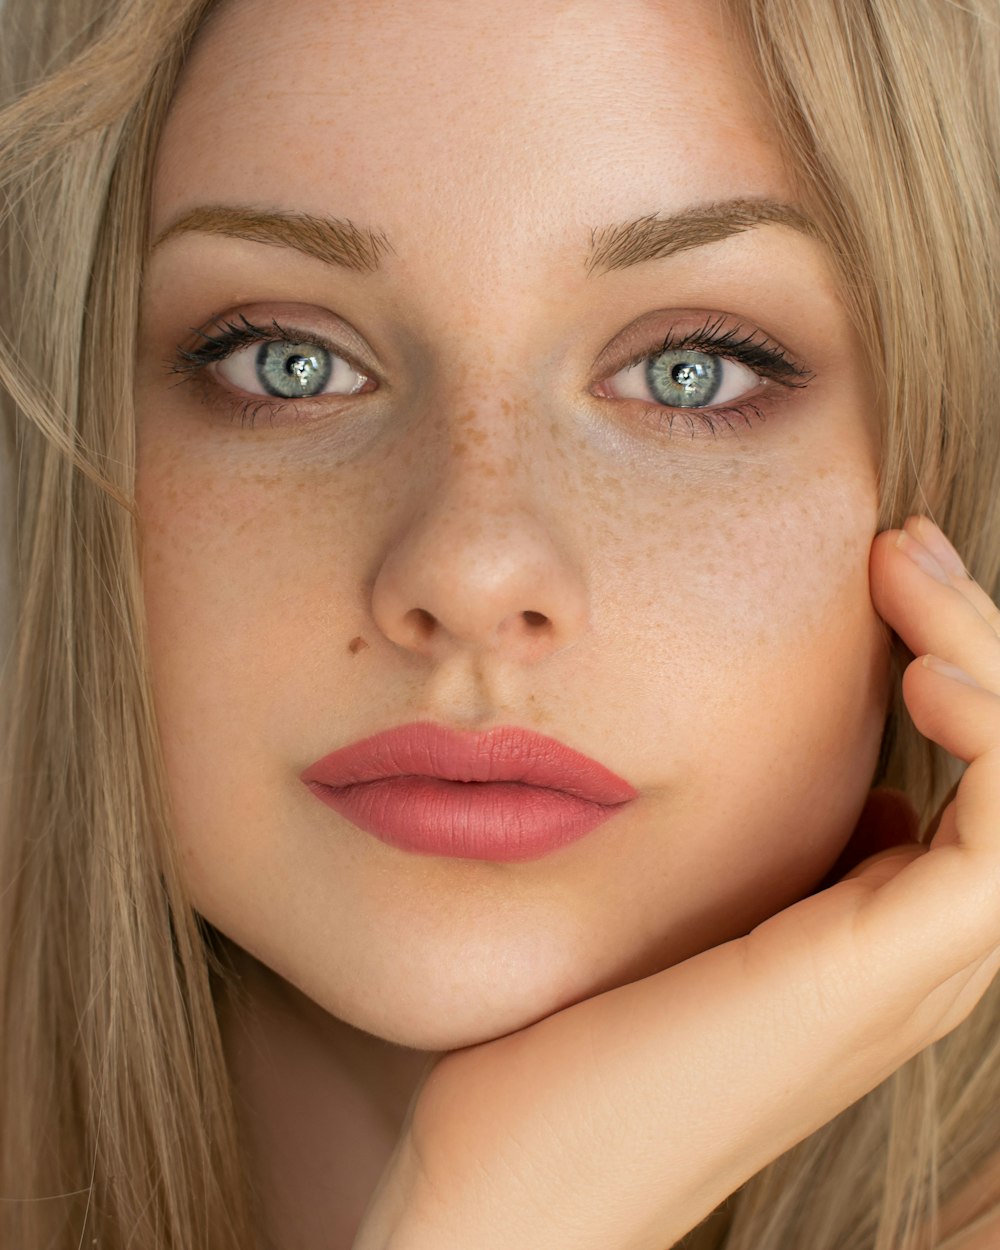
[135,440,348,655]
[613,447,883,745]
[593,457,888,949]
[133,441,320,784]
[612,450,881,702]
[589,456,885,993]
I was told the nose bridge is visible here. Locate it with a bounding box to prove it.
[412,356,547,500]
[449,389,529,481]
[407,374,562,577]
[400,256,562,448]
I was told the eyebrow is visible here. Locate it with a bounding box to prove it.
[151,206,396,272]
[585,197,818,275]
[150,197,818,277]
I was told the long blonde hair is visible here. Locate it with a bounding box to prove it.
[0,1,997,1247]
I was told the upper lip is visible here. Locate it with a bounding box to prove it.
[300,721,639,806]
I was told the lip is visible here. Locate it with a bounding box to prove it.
[300,721,638,862]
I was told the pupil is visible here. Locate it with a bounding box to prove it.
[672,362,704,389]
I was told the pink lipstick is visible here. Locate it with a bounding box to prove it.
[300,721,638,862]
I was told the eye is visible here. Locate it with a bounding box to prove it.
[214,338,371,400]
[603,347,762,409]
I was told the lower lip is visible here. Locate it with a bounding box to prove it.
[305,776,632,862]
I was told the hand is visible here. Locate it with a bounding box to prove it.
[352,515,1000,1250]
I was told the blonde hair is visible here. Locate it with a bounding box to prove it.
[0,1,997,1248]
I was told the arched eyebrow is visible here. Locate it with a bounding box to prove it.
[150,205,396,273]
[150,197,818,276]
[585,197,818,275]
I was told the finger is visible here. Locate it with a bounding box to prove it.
[840,842,926,884]
[852,779,962,873]
[792,658,998,1031]
[922,776,961,843]
[902,655,999,769]
[870,527,1000,692]
[904,515,1000,633]
[901,658,998,855]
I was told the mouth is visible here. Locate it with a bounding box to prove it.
[300,721,638,862]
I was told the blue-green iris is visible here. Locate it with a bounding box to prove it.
[646,349,722,407]
[257,341,333,398]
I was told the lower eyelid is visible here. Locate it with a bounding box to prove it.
[635,399,768,441]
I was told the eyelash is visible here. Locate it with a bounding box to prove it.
[167,311,813,435]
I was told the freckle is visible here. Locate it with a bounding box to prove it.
[348,636,369,655]
[594,469,612,489]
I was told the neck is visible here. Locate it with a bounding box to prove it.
[212,935,436,1250]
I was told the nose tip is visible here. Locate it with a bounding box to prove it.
[370,500,588,665]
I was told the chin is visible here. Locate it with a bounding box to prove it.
[344,1001,558,1053]
[327,958,613,1053]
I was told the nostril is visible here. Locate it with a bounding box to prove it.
[407,608,436,639]
[523,611,548,628]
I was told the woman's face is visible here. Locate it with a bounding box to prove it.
[136,0,888,1050]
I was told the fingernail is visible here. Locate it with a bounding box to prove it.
[895,531,951,584]
[922,655,980,687]
[912,517,969,579]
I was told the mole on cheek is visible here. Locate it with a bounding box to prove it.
[348,636,369,655]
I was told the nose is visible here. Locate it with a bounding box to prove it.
[369,405,590,667]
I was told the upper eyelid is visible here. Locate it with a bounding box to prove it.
[169,318,377,383]
[604,316,811,383]
[176,310,380,371]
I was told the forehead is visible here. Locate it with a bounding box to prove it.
[151,0,794,260]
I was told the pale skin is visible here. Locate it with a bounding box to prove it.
[132,1,1000,1247]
